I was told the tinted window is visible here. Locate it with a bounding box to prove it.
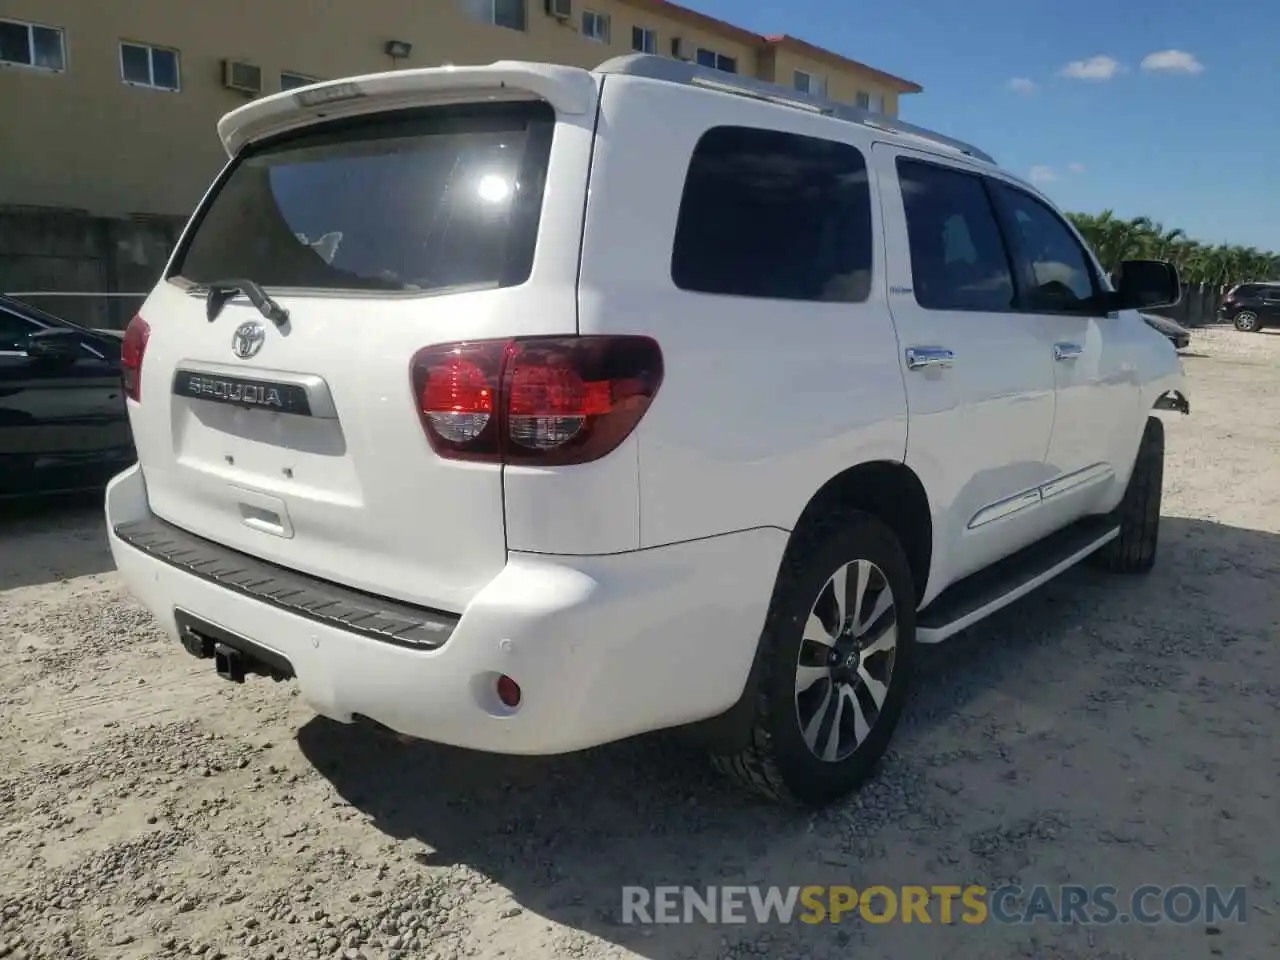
[990,182,1097,313]
[0,309,37,352]
[0,22,26,65]
[897,158,1015,312]
[120,43,152,85]
[171,101,555,294]
[671,126,873,303]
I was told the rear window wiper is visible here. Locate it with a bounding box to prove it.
[203,279,290,327]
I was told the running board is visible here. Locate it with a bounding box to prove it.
[917,517,1119,643]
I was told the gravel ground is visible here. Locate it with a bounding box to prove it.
[1,325,1277,960]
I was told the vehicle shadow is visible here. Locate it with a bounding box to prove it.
[296,515,1280,959]
[0,491,116,591]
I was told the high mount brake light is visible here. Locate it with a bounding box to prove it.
[121,314,150,403]
[410,336,664,466]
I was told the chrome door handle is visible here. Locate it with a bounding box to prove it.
[905,347,955,371]
[1054,342,1083,361]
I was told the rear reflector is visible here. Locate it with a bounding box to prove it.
[496,675,522,708]
[411,336,663,465]
[121,314,150,403]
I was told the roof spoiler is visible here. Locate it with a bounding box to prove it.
[217,61,600,156]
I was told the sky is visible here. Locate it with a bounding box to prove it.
[679,0,1280,252]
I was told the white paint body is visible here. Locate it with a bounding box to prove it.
[106,60,1187,754]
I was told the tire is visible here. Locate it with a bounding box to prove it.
[710,510,917,807]
[1088,416,1164,574]
[1234,311,1261,333]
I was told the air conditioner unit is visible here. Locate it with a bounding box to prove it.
[670,37,689,60]
[222,59,262,95]
[545,0,572,20]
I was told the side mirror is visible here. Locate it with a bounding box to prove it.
[24,328,83,363]
[1110,259,1181,311]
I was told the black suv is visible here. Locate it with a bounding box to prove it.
[1218,282,1280,332]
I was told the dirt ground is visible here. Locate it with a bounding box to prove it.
[1,326,1277,960]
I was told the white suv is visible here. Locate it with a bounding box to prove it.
[106,54,1190,806]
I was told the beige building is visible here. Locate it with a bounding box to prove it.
[0,0,921,220]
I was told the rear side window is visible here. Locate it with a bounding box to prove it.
[897,158,1015,313]
[170,101,555,294]
[671,126,873,303]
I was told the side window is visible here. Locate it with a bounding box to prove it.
[896,158,1015,312]
[989,181,1099,314]
[671,126,873,303]
[0,310,37,352]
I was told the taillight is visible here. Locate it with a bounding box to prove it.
[121,314,150,403]
[410,336,663,466]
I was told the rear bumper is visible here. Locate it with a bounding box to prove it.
[106,464,786,755]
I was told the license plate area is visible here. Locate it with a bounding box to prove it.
[175,609,295,683]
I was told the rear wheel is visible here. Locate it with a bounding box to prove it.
[1089,416,1163,574]
[710,511,916,807]
[1234,310,1261,332]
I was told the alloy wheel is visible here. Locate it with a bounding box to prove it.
[1236,311,1259,331]
[794,558,898,763]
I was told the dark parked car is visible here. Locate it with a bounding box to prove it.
[0,295,135,498]
[1140,312,1191,350]
[1217,282,1280,332]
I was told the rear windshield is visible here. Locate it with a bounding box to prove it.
[170,100,555,294]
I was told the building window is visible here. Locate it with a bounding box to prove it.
[855,91,870,109]
[696,48,736,74]
[120,41,180,91]
[581,10,610,43]
[794,70,825,97]
[281,71,320,91]
[460,0,526,32]
[631,25,657,54]
[0,19,66,72]
[672,126,874,303]
[867,93,885,114]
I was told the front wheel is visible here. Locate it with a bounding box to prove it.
[711,511,916,807]
[1089,416,1163,574]
[1234,310,1261,332]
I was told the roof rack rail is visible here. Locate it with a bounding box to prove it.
[594,53,996,166]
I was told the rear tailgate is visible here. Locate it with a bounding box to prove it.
[127,64,600,613]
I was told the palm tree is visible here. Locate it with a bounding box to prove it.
[1064,212,1280,292]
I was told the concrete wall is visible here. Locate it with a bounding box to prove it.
[0,0,915,220]
[0,210,182,328]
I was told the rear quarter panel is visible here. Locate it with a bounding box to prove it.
[577,76,908,549]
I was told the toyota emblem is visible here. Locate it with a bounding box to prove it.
[231,321,266,360]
